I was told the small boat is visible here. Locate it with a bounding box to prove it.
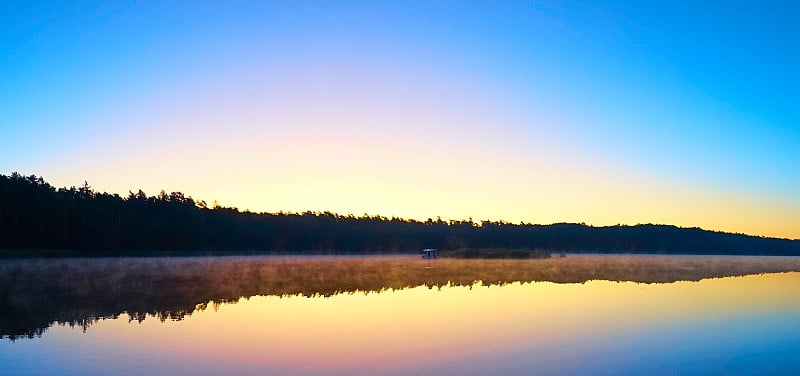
[421,248,438,259]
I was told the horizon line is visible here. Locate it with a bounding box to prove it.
[6,172,797,242]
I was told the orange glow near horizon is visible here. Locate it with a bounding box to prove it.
[24,63,799,241]
[41,136,800,240]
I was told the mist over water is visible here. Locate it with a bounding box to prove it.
[2,255,800,375]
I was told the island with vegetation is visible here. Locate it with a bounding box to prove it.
[2,173,799,257]
[440,249,552,259]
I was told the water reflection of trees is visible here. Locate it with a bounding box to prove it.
[2,255,800,340]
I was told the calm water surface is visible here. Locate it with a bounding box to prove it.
[2,255,800,375]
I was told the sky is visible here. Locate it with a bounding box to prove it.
[1,1,798,239]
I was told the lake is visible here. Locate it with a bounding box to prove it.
[2,255,800,375]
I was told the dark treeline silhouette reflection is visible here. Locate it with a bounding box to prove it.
[2,173,800,256]
[3,255,800,341]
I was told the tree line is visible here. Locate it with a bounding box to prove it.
[1,172,798,256]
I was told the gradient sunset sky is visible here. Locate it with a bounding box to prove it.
[2,1,798,238]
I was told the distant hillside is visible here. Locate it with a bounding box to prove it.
[1,173,798,256]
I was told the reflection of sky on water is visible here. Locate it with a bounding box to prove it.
[3,273,800,375]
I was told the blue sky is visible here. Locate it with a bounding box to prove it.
[1,1,798,237]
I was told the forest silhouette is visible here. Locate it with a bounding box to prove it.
[1,172,799,256]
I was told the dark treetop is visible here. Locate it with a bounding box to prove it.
[1,173,798,256]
